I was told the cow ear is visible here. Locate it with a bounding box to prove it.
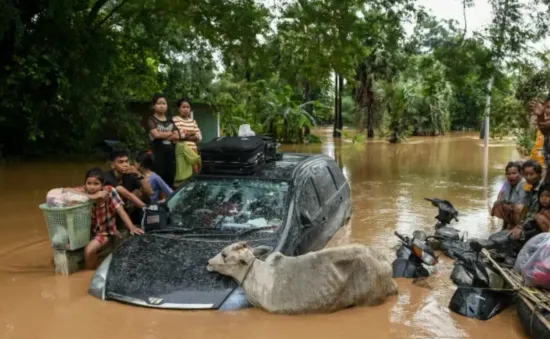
[233,241,249,251]
[251,246,273,258]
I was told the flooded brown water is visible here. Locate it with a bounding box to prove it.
[0,130,529,339]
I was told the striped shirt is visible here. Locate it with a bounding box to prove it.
[172,116,202,150]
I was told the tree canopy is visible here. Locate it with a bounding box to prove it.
[1,0,550,156]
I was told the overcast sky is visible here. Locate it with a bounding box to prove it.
[416,0,550,53]
[211,0,550,73]
[416,0,492,34]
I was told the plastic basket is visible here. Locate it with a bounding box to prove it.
[39,203,93,250]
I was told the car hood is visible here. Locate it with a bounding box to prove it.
[105,234,272,309]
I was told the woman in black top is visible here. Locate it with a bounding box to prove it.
[147,94,178,187]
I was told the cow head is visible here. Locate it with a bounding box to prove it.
[206,242,272,280]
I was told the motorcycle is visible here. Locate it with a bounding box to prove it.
[425,198,459,229]
[392,230,438,279]
[469,219,545,268]
[448,241,513,320]
[422,198,479,260]
[392,198,460,278]
[424,198,462,244]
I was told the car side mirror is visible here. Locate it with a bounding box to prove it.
[300,210,313,227]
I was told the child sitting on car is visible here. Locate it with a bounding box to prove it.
[136,152,173,204]
[64,167,144,269]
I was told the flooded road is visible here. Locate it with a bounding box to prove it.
[0,131,528,338]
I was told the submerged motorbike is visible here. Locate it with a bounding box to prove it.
[425,198,459,228]
[448,242,513,320]
[422,198,479,260]
[425,198,461,245]
[392,230,438,278]
[392,198,460,278]
[469,220,543,268]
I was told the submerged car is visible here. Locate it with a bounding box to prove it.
[89,153,352,310]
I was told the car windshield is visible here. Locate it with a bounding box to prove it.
[166,178,289,232]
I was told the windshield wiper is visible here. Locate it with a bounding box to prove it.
[147,226,229,236]
[236,225,279,237]
[147,225,279,238]
[147,227,189,234]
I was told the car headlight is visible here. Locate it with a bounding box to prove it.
[218,287,251,311]
[88,254,113,300]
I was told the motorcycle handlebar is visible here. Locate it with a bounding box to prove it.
[394,231,408,243]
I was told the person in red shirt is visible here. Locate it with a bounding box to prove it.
[65,167,144,269]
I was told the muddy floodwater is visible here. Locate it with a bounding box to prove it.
[0,131,529,339]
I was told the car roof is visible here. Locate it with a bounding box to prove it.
[195,152,332,181]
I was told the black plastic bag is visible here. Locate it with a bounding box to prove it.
[440,241,475,261]
[449,287,512,320]
[435,226,460,241]
[488,230,510,247]
[450,262,474,286]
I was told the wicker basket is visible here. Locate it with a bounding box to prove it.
[39,203,93,250]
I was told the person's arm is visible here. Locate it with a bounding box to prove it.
[184,121,202,142]
[116,186,146,208]
[194,121,202,142]
[153,174,174,196]
[148,117,173,140]
[517,193,530,223]
[491,184,506,215]
[170,118,182,141]
[509,194,531,239]
[115,205,144,235]
[139,177,153,197]
[535,213,550,232]
[136,172,154,198]
[516,185,527,204]
[170,130,180,141]
[124,165,153,197]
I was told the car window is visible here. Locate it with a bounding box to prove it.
[298,177,320,212]
[312,165,337,200]
[167,178,289,231]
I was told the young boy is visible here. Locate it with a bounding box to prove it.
[104,149,153,222]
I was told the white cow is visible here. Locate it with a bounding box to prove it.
[207,242,399,314]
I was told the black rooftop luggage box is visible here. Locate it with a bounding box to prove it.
[199,136,266,175]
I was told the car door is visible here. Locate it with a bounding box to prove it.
[293,175,323,255]
[308,161,349,250]
[327,160,352,220]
